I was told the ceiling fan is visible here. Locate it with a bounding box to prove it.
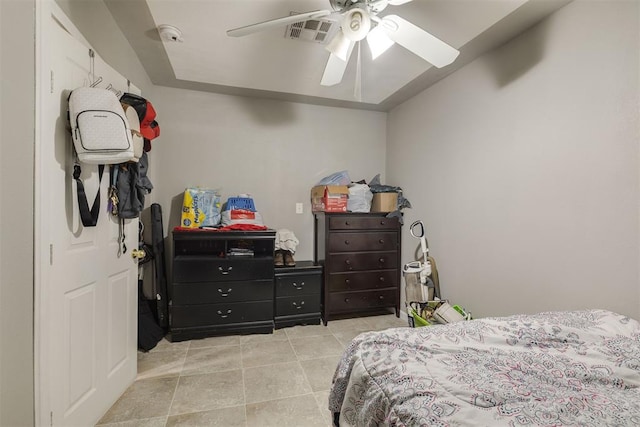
[226,0,460,89]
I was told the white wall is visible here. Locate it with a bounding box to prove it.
[54,0,152,94]
[149,86,387,261]
[388,0,640,319]
[0,0,35,425]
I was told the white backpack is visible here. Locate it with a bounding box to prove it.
[68,87,134,164]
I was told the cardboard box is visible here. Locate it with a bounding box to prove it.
[311,185,349,212]
[371,192,398,212]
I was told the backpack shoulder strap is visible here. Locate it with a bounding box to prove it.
[73,163,104,227]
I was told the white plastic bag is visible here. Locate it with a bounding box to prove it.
[347,183,373,212]
[221,209,264,226]
[318,170,351,186]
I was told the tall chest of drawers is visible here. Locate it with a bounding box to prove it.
[314,213,401,324]
[169,230,276,342]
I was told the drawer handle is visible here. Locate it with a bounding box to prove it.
[293,281,305,290]
[344,240,350,245]
[379,258,385,264]
[292,301,305,309]
[378,239,384,244]
[380,221,385,225]
[345,221,350,226]
[344,298,350,303]
[345,279,350,284]
[218,266,233,275]
[218,288,232,297]
[379,276,385,282]
[379,295,384,300]
[217,309,232,318]
[345,259,351,265]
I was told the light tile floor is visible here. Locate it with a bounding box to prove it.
[96,313,406,427]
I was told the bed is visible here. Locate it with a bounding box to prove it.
[329,309,640,426]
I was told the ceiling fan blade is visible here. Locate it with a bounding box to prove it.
[321,42,355,86]
[227,10,331,37]
[380,15,459,68]
[366,25,394,60]
[388,0,414,4]
[354,42,362,101]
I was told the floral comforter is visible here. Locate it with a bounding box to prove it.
[329,310,640,426]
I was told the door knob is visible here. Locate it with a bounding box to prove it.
[131,249,145,259]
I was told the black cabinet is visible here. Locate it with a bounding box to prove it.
[314,213,401,325]
[274,261,322,328]
[169,230,276,342]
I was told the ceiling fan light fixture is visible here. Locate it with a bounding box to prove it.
[367,25,394,60]
[326,30,351,61]
[342,8,371,41]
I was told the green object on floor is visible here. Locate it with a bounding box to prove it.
[408,306,432,327]
[452,304,472,320]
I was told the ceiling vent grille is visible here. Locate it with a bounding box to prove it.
[285,12,337,45]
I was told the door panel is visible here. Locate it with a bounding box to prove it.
[65,283,97,411]
[108,272,131,373]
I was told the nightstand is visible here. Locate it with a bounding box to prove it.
[274,261,322,328]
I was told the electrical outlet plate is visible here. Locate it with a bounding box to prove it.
[296,203,303,214]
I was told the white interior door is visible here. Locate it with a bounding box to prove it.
[36,3,139,426]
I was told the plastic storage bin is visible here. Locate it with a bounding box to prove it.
[226,197,256,212]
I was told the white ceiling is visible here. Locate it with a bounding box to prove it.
[105,0,572,111]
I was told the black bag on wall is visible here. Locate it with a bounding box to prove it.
[110,151,153,219]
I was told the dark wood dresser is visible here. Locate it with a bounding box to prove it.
[314,213,401,325]
[274,261,322,328]
[169,229,276,341]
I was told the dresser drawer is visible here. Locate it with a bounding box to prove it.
[328,270,398,292]
[329,216,398,231]
[170,300,273,328]
[173,257,273,282]
[328,232,397,253]
[172,279,273,305]
[327,252,398,272]
[275,295,321,316]
[327,289,397,313]
[275,274,321,297]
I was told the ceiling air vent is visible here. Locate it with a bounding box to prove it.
[285,12,337,45]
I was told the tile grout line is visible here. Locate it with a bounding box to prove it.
[241,354,248,426]
[163,339,191,424]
